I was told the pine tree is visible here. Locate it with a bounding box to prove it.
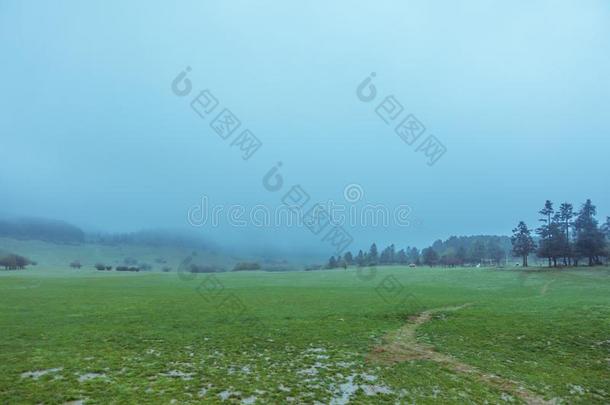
[558,203,575,265]
[355,250,365,267]
[379,246,390,264]
[573,199,606,266]
[537,200,554,267]
[547,219,568,267]
[368,243,378,265]
[388,244,395,263]
[396,249,407,264]
[343,251,353,266]
[511,221,536,267]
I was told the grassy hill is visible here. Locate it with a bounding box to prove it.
[0,237,239,273]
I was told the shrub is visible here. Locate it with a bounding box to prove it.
[189,264,223,273]
[162,266,172,272]
[139,263,152,271]
[105,266,112,271]
[116,266,140,272]
[232,262,261,272]
[94,263,106,271]
[70,260,82,269]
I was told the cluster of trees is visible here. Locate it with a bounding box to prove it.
[116,266,141,272]
[0,218,85,244]
[326,243,421,269]
[232,262,262,271]
[420,236,509,267]
[511,199,609,267]
[188,264,225,273]
[0,253,33,270]
[69,260,83,269]
[326,236,511,269]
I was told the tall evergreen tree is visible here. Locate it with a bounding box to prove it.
[556,203,575,265]
[547,220,568,267]
[355,250,365,267]
[368,243,378,265]
[396,249,407,264]
[573,199,606,266]
[511,221,536,267]
[343,251,353,266]
[537,200,554,267]
[379,246,391,264]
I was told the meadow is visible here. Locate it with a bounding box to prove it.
[1,262,609,404]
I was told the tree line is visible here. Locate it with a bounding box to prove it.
[511,199,609,267]
[326,243,421,269]
[326,235,511,269]
[327,199,609,270]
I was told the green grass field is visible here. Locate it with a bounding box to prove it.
[1,262,609,404]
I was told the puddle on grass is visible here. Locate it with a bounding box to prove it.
[241,396,257,404]
[330,374,358,405]
[78,372,106,382]
[362,384,394,396]
[218,389,241,401]
[21,367,63,380]
[329,373,394,404]
[160,370,194,380]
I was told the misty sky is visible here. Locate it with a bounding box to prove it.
[1,1,609,254]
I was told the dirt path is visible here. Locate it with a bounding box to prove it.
[367,304,553,405]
